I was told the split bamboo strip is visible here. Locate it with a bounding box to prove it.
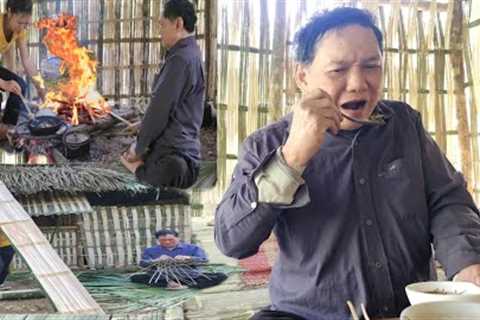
[416,9,428,126]
[96,0,105,93]
[268,0,286,122]
[405,2,419,113]
[247,4,260,137]
[237,0,250,146]
[466,3,480,203]
[257,0,270,130]
[205,0,218,106]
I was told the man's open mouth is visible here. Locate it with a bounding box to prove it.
[340,100,367,110]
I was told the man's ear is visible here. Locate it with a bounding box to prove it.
[176,17,184,30]
[294,63,309,93]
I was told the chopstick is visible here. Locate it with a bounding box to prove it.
[346,300,371,320]
[361,303,371,320]
[347,300,359,320]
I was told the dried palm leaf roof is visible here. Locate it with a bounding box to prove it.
[0,164,148,196]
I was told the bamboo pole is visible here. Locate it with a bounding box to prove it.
[205,0,218,108]
[449,0,473,191]
[217,5,229,190]
[128,0,136,103]
[433,9,447,153]
[464,10,479,200]
[97,0,105,93]
[238,1,250,146]
[114,0,122,102]
[268,0,286,122]
[417,9,429,127]
[141,0,152,99]
[257,0,269,129]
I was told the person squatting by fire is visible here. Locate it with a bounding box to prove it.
[0,0,46,138]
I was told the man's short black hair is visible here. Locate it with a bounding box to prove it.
[163,0,197,33]
[155,229,179,238]
[293,7,383,65]
[6,0,33,15]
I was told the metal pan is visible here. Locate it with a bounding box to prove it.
[28,115,64,136]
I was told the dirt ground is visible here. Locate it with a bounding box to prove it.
[0,277,54,314]
[87,124,217,165]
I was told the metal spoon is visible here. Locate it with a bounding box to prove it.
[340,111,385,126]
[19,94,35,119]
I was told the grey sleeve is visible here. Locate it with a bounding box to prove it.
[418,116,480,278]
[135,56,189,157]
[254,147,306,204]
[214,138,310,259]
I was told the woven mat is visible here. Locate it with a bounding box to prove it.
[238,235,278,288]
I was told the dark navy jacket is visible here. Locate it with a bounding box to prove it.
[215,100,480,320]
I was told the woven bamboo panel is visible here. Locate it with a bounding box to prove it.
[81,204,192,269]
[16,192,93,217]
[0,182,103,314]
[11,226,80,271]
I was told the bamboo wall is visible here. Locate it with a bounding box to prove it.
[208,0,480,212]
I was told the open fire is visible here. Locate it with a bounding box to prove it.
[37,14,110,125]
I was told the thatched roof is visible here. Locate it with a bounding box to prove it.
[0,164,148,196]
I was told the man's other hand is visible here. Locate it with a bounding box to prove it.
[120,153,143,174]
[0,79,22,96]
[174,255,193,262]
[123,142,142,162]
[455,264,480,286]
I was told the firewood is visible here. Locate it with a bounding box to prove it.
[70,108,138,134]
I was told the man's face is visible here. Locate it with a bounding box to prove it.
[9,13,32,34]
[157,234,179,249]
[295,24,383,130]
[159,16,179,49]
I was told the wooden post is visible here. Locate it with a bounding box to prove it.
[97,0,105,93]
[205,0,218,108]
[269,0,286,122]
[449,1,473,191]
[433,11,447,153]
[114,0,122,103]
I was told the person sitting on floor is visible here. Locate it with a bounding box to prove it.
[120,0,205,189]
[0,230,14,289]
[130,229,227,289]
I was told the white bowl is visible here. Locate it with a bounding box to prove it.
[405,281,480,305]
[401,301,480,320]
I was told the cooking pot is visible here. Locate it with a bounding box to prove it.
[62,130,90,159]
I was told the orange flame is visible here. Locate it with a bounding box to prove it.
[37,14,110,125]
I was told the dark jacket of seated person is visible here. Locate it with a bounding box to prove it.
[121,0,205,189]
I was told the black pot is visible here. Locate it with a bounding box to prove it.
[28,116,64,136]
[62,130,90,159]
